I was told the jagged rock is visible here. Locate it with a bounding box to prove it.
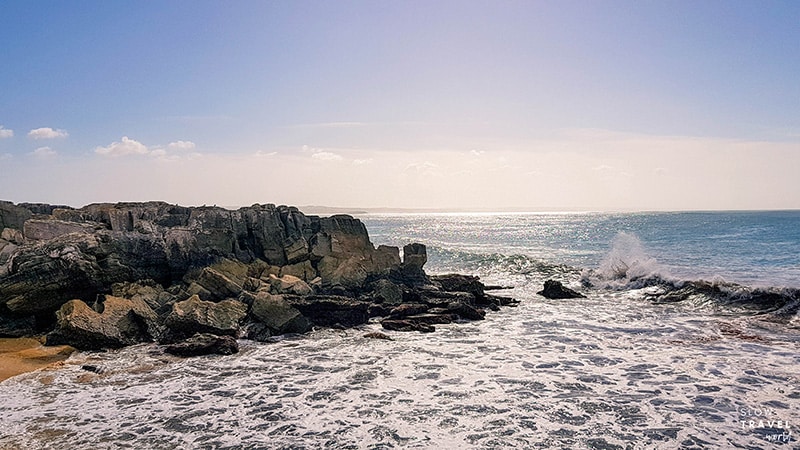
[165,295,247,338]
[446,301,486,320]
[164,333,238,357]
[285,295,371,327]
[268,274,313,296]
[47,296,163,350]
[1,228,23,245]
[284,237,309,264]
[401,243,428,281]
[279,260,317,282]
[537,280,586,299]
[388,303,429,318]
[404,313,458,325]
[0,201,394,316]
[188,267,244,300]
[0,201,32,231]
[250,292,311,335]
[371,279,403,305]
[110,279,175,315]
[380,319,435,333]
[431,274,486,298]
[23,219,99,241]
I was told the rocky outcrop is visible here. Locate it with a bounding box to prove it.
[47,296,163,349]
[537,280,586,299]
[0,200,517,350]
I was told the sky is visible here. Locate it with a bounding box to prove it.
[0,0,798,211]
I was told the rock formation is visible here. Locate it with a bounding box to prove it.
[0,201,517,353]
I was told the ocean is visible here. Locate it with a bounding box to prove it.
[1,211,798,449]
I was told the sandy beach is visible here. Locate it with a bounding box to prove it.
[0,338,75,382]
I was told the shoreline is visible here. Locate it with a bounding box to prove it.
[0,337,75,382]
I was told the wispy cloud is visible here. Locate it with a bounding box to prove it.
[352,158,372,165]
[0,126,13,139]
[31,146,57,159]
[95,136,150,157]
[289,122,367,129]
[28,127,69,139]
[311,151,343,161]
[167,140,196,151]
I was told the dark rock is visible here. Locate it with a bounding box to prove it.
[81,364,104,374]
[431,274,485,297]
[368,304,391,318]
[404,313,458,325]
[0,201,33,231]
[363,331,393,340]
[401,243,428,282]
[47,296,163,350]
[381,319,435,333]
[388,303,429,318]
[370,279,403,305]
[446,301,486,320]
[537,280,586,299]
[165,295,247,338]
[110,279,175,316]
[285,295,371,327]
[164,333,238,356]
[250,292,311,335]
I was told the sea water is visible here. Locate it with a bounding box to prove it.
[0,211,798,449]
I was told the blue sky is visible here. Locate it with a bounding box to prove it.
[1,1,798,210]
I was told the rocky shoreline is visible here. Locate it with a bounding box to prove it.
[0,201,517,358]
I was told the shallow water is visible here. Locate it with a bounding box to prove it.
[1,212,798,449]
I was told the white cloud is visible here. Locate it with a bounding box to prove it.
[0,153,13,161]
[28,127,68,139]
[352,158,372,165]
[167,140,196,151]
[311,151,343,161]
[0,126,13,139]
[95,136,149,157]
[470,149,485,156]
[31,146,57,159]
[254,150,277,157]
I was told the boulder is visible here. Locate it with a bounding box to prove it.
[388,303,429,318]
[164,333,238,357]
[268,274,313,296]
[370,279,403,305]
[110,279,175,315]
[446,301,486,320]
[279,260,317,282]
[47,296,163,350]
[401,243,428,281]
[165,295,247,338]
[537,280,586,299]
[285,295,371,327]
[380,319,435,333]
[250,292,311,335]
[188,267,244,300]
[0,201,33,231]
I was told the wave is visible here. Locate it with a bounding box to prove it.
[426,235,800,318]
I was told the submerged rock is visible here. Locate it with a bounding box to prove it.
[537,280,586,299]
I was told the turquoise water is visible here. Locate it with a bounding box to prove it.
[362,211,800,288]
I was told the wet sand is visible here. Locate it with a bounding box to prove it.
[0,338,75,382]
